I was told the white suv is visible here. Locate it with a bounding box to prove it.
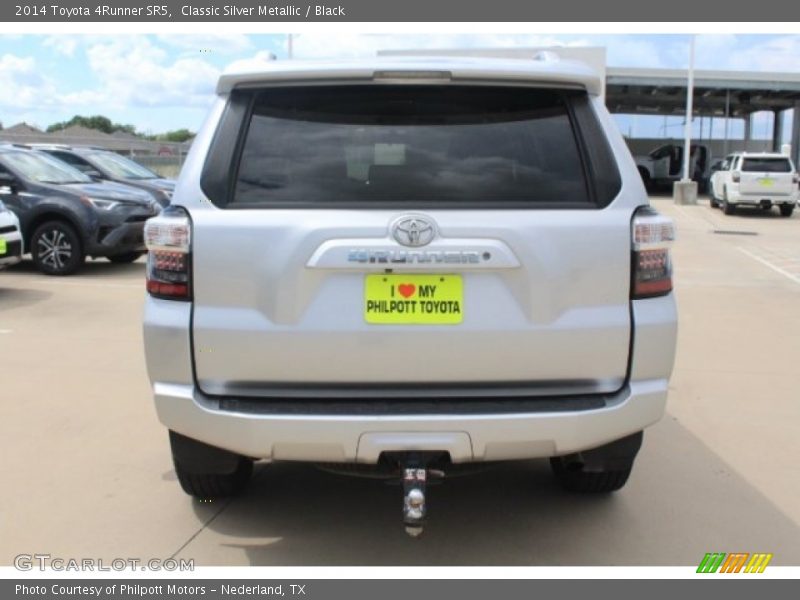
[710,152,798,216]
[143,57,677,534]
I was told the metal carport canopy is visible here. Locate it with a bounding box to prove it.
[606,67,800,117]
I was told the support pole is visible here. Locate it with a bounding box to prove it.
[772,110,784,152]
[723,89,730,156]
[791,102,800,167]
[681,35,696,182]
[675,35,698,205]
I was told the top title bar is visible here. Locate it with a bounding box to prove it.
[2,0,800,22]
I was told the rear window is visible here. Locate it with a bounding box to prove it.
[205,85,620,209]
[741,158,792,173]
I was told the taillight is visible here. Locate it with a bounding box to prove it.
[144,207,191,300]
[732,171,741,183]
[793,173,799,184]
[632,207,675,299]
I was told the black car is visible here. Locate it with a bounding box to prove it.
[0,146,160,275]
[34,145,175,207]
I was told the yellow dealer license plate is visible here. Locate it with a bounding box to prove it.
[0,239,6,255]
[758,178,774,186]
[365,274,463,324]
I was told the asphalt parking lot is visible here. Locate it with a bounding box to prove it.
[1,196,799,566]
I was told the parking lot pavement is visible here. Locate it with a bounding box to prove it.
[1,197,799,566]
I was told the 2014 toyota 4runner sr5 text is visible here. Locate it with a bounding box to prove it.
[143,55,677,535]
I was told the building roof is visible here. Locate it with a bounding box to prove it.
[42,126,147,152]
[109,130,140,140]
[0,123,53,144]
[0,122,182,155]
[3,122,43,134]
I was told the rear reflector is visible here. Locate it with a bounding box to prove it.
[146,280,189,298]
[632,207,675,299]
[144,207,191,301]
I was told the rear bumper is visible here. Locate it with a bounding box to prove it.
[144,290,677,464]
[728,190,798,205]
[152,379,668,463]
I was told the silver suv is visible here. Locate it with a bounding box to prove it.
[143,56,677,534]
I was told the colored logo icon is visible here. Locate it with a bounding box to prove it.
[697,552,773,573]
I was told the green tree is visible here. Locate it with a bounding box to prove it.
[162,129,194,143]
[46,115,138,135]
[144,129,195,143]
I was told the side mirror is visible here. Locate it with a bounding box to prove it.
[0,173,17,193]
[85,170,104,180]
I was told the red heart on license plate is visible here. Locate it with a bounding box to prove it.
[398,284,416,298]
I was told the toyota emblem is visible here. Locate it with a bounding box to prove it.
[391,215,437,247]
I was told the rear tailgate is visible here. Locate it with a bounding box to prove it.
[190,84,634,397]
[739,157,795,197]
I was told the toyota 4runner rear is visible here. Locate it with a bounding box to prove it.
[143,56,677,535]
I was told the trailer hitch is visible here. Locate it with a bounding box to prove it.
[399,454,445,537]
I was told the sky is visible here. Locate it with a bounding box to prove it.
[1,33,799,139]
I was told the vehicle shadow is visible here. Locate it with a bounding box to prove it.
[648,188,680,199]
[0,286,52,310]
[716,206,797,220]
[6,258,146,281]
[180,417,800,566]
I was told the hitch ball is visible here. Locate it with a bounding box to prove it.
[402,467,428,537]
[405,488,425,520]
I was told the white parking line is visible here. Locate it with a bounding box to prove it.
[671,204,707,226]
[671,203,730,232]
[738,247,800,286]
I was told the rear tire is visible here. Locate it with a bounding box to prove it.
[709,189,720,208]
[780,204,794,217]
[722,190,736,215]
[31,220,85,275]
[169,431,253,499]
[550,459,633,493]
[107,252,144,264]
[175,461,253,498]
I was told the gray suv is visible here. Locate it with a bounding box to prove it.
[32,145,176,207]
[143,57,677,534]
